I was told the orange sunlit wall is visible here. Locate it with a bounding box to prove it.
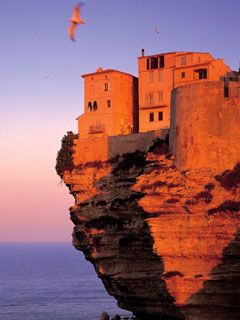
[138,51,230,132]
[77,68,138,137]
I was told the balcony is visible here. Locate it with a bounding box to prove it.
[89,123,105,134]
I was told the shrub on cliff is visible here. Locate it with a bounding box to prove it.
[207,200,240,215]
[147,135,169,155]
[112,150,147,174]
[215,162,240,190]
[55,131,77,178]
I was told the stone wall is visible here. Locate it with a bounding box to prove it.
[73,130,167,166]
[170,81,240,171]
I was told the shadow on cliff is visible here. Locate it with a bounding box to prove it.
[70,149,184,320]
[186,228,240,320]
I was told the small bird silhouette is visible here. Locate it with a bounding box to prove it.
[154,27,160,34]
[68,2,86,41]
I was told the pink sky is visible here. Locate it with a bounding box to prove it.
[1,0,239,242]
[0,113,75,242]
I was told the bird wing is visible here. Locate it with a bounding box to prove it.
[71,2,85,23]
[68,23,78,41]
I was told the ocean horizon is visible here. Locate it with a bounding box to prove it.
[0,242,131,320]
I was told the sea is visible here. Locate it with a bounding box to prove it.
[0,243,132,320]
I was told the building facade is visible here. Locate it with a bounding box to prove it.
[170,80,240,171]
[77,68,138,137]
[138,50,230,132]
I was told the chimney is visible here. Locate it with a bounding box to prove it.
[141,48,145,57]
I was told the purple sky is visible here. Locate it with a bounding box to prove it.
[0,0,239,242]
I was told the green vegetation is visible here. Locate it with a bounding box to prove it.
[207,200,240,215]
[215,162,240,190]
[112,150,147,175]
[147,135,169,155]
[55,131,77,178]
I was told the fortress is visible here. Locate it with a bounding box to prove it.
[75,49,240,171]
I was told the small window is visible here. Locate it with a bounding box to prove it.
[159,55,164,68]
[107,100,111,108]
[199,69,207,79]
[158,111,163,121]
[224,86,229,98]
[181,56,187,65]
[149,112,154,122]
[149,71,154,82]
[88,101,92,112]
[93,101,97,111]
[181,72,186,78]
[151,57,158,69]
[104,83,109,91]
[158,91,163,102]
[158,70,163,81]
[146,93,154,106]
[147,58,150,70]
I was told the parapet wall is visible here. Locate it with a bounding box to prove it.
[170,81,240,171]
[73,130,167,165]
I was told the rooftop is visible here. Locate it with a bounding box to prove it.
[82,68,137,79]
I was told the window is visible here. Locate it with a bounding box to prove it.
[88,101,92,112]
[181,56,187,65]
[158,70,163,81]
[199,69,207,79]
[151,57,158,69]
[93,101,97,111]
[158,111,163,121]
[147,58,150,70]
[224,86,229,98]
[149,112,154,122]
[104,83,109,91]
[158,91,163,102]
[107,100,111,108]
[159,55,164,68]
[149,71,154,83]
[146,93,154,106]
[181,72,186,78]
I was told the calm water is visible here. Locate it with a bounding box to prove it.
[0,243,131,320]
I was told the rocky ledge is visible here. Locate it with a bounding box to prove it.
[57,136,240,320]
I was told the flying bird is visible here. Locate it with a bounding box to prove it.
[68,2,86,41]
[154,27,160,34]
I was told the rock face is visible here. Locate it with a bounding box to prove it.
[59,137,240,320]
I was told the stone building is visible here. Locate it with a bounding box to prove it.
[138,50,230,132]
[170,80,240,171]
[77,68,138,137]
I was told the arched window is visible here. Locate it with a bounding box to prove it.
[93,101,97,111]
[88,101,92,112]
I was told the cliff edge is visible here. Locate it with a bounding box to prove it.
[56,133,240,320]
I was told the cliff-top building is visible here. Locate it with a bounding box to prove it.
[77,68,138,137]
[77,50,234,137]
[138,50,230,132]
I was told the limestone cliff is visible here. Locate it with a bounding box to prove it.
[57,134,240,320]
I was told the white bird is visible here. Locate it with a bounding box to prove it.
[68,2,86,41]
[154,27,160,34]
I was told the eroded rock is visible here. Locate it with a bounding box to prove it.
[61,148,240,320]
